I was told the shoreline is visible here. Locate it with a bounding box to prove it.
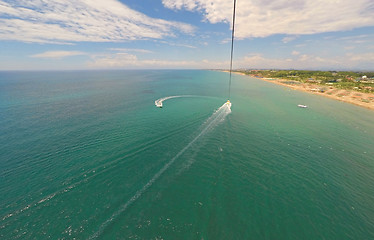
[227,71,374,111]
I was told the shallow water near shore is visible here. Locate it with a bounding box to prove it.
[1,70,374,239]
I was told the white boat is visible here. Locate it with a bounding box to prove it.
[298,104,307,108]
[155,100,163,108]
[226,100,232,108]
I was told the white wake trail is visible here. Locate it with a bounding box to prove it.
[154,95,195,107]
[90,102,231,239]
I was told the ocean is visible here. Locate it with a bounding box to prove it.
[1,70,374,239]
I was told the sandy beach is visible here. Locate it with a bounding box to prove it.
[230,71,374,111]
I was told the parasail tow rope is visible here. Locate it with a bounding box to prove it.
[228,0,237,100]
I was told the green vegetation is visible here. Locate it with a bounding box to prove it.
[238,70,374,93]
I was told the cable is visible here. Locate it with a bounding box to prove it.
[228,0,237,100]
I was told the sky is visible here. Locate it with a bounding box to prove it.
[0,0,374,71]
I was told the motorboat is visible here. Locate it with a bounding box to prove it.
[226,100,232,108]
[155,100,163,108]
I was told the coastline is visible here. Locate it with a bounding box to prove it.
[228,71,374,111]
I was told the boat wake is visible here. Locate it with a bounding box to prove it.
[90,102,231,239]
[154,95,194,108]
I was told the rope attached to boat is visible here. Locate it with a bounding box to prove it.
[228,0,237,100]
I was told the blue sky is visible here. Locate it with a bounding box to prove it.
[0,0,374,71]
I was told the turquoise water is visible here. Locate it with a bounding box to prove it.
[1,70,374,239]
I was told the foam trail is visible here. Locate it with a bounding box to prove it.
[154,95,194,107]
[90,102,231,239]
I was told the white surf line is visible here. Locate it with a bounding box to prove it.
[90,103,231,239]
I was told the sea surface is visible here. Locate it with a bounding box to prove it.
[1,70,374,239]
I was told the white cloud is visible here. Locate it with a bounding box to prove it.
[234,52,374,70]
[88,52,201,69]
[282,36,298,43]
[237,54,292,69]
[338,34,371,41]
[347,52,374,62]
[344,46,356,50]
[0,0,194,44]
[87,50,229,69]
[107,48,154,54]
[292,51,300,56]
[336,34,374,46]
[30,51,86,58]
[220,38,231,44]
[162,0,374,38]
[158,40,197,49]
[25,49,374,70]
[299,54,310,62]
[89,52,139,68]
